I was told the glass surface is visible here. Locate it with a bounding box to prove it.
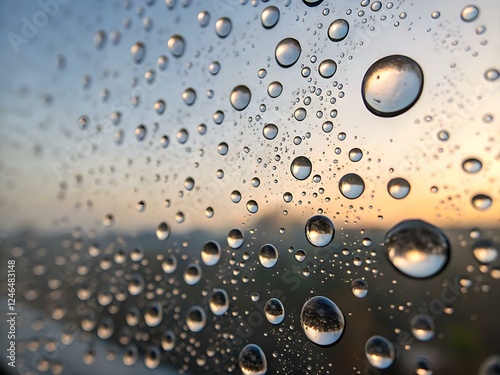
[0,0,499,374]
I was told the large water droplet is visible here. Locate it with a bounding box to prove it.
[259,244,279,268]
[227,229,244,249]
[230,85,252,111]
[201,240,221,266]
[410,314,435,341]
[215,17,232,38]
[239,344,267,375]
[385,219,450,278]
[305,215,335,247]
[186,306,206,332]
[462,158,482,173]
[209,289,229,316]
[472,239,498,264]
[156,222,170,241]
[275,38,301,68]
[246,200,259,213]
[267,81,283,98]
[167,35,185,57]
[387,178,411,199]
[339,173,365,199]
[362,55,424,117]
[261,6,280,29]
[365,335,396,369]
[300,296,345,346]
[472,194,492,210]
[290,156,312,180]
[264,298,285,324]
[461,5,479,22]
[328,19,349,42]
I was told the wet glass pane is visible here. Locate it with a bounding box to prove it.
[0,0,499,374]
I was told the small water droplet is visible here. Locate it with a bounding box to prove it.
[349,148,363,162]
[130,42,145,63]
[186,306,206,332]
[167,34,185,57]
[156,222,170,241]
[472,239,498,264]
[472,194,492,210]
[209,289,229,316]
[267,81,283,98]
[261,6,280,29]
[410,314,435,341]
[319,59,337,78]
[264,298,285,324]
[227,229,244,249]
[184,263,202,285]
[215,17,232,38]
[352,279,369,298]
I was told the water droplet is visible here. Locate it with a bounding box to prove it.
[462,158,482,173]
[130,42,145,63]
[156,222,170,241]
[387,178,411,199]
[161,330,175,351]
[209,289,229,316]
[305,215,335,247]
[94,30,106,49]
[103,214,114,227]
[217,142,228,155]
[328,19,349,42]
[290,156,312,180]
[415,358,433,375]
[472,194,492,210]
[77,115,89,130]
[484,68,499,82]
[209,61,220,75]
[261,6,280,29]
[479,355,500,375]
[275,38,301,68]
[385,219,450,278]
[123,345,139,366]
[167,34,186,58]
[365,335,396,369]
[246,200,259,214]
[145,302,163,327]
[230,85,252,111]
[259,244,279,268]
[431,11,440,19]
[349,148,363,162]
[186,306,206,332]
[227,229,244,249]
[322,120,334,133]
[352,279,369,298]
[362,55,424,117]
[162,255,177,273]
[135,124,147,141]
[371,1,382,11]
[154,99,166,115]
[472,239,498,264]
[201,241,221,266]
[267,81,283,98]
[239,344,267,375]
[264,298,285,324]
[144,346,161,369]
[461,5,479,22]
[294,107,307,121]
[184,263,202,285]
[182,87,196,106]
[339,173,365,199]
[215,17,232,38]
[319,59,337,78]
[263,123,278,140]
[410,314,435,341]
[198,10,210,27]
[301,296,345,346]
